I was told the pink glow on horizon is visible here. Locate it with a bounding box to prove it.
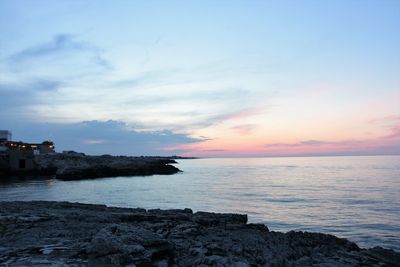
[368,115,400,125]
[161,121,400,157]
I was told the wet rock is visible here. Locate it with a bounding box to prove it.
[0,201,399,267]
[193,211,247,226]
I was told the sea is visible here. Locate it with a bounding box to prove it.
[0,155,399,251]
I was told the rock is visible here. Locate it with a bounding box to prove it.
[193,211,248,226]
[0,201,399,267]
[86,226,122,256]
[33,153,181,180]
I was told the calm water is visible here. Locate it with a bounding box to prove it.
[0,155,399,250]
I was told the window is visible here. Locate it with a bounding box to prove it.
[19,159,26,169]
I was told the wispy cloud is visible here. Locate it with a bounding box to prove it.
[83,139,105,145]
[265,114,400,154]
[160,143,225,156]
[263,126,400,156]
[7,34,111,69]
[382,124,400,139]
[221,105,271,121]
[2,33,270,137]
[0,79,65,117]
[173,105,271,132]
[368,115,400,125]
[231,124,256,135]
[3,34,113,79]
[9,34,81,62]
[164,118,400,157]
[367,115,400,140]
[0,79,63,92]
[266,140,331,147]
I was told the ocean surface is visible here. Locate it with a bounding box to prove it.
[0,155,399,251]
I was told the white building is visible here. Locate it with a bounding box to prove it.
[0,130,12,142]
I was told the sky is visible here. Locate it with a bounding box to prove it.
[0,0,399,157]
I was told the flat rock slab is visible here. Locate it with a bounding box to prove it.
[0,201,399,266]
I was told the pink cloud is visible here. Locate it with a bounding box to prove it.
[231,124,255,135]
[222,105,271,121]
[381,124,400,139]
[262,123,400,156]
[159,115,400,157]
[368,115,400,124]
[159,143,226,157]
[161,127,400,157]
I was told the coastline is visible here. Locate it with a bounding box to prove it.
[0,201,399,267]
[1,152,182,180]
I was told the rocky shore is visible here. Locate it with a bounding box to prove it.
[1,152,181,180]
[0,201,399,267]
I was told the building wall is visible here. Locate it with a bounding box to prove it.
[39,144,54,154]
[8,150,35,171]
[0,153,9,172]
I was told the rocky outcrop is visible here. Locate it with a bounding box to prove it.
[0,201,399,266]
[33,153,180,180]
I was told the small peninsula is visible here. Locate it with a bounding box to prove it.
[35,152,182,180]
[0,151,181,180]
[0,131,183,180]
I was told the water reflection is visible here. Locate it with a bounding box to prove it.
[45,179,56,187]
[0,175,55,186]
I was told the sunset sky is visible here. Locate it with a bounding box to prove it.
[1,1,399,157]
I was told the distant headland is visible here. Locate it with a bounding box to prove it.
[0,130,191,180]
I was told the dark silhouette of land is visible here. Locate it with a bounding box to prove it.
[1,151,185,180]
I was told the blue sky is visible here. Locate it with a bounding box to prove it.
[1,1,399,156]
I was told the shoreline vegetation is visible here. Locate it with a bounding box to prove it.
[0,151,190,180]
[0,201,399,266]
